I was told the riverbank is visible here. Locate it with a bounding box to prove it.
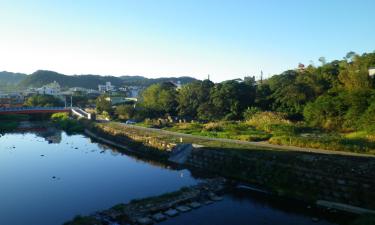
[82,122,375,212]
[140,120,375,155]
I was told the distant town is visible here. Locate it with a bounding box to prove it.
[0,79,183,109]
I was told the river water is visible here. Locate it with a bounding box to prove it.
[0,128,347,225]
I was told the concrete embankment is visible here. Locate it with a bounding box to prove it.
[83,122,375,214]
[185,147,375,213]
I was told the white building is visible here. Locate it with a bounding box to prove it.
[98,82,115,92]
[369,67,375,76]
[124,86,145,97]
[37,81,61,96]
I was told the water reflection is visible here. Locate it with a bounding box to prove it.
[0,130,198,225]
[0,126,351,225]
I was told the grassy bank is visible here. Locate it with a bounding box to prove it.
[164,121,270,141]
[84,122,172,161]
[141,115,375,154]
[106,122,283,151]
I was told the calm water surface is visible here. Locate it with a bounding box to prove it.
[0,128,344,225]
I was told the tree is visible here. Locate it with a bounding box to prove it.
[115,105,135,120]
[318,56,326,65]
[268,70,314,117]
[177,80,214,119]
[95,95,113,114]
[345,51,356,62]
[140,82,178,117]
[360,100,375,131]
[255,84,272,110]
[338,54,373,91]
[208,79,256,120]
[25,95,64,107]
[303,92,348,130]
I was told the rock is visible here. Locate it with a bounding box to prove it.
[164,209,179,217]
[176,205,191,212]
[337,179,346,185]
[189,202,201,209]
[311,217,320,222]
[210,195,223,201]
[203,200,214,205]
[152,213,166,222]
[137,217,153,225]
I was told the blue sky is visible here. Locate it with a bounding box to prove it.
[0,0,374,81]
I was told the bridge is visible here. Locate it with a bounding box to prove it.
[0,107,93,120]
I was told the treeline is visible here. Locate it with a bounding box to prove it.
[123,51,375,132]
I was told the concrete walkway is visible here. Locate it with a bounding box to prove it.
[118,123,375,158]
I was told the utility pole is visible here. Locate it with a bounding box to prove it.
[70,95,73,108]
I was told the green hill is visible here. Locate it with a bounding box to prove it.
[18,70,198,89]
[0,71,27,85]
[0,71,27,91]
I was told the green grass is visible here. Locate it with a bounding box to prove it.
[96,122,272,151]
[165,121,271,142]
[98,121,375,155]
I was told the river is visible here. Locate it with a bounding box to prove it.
[0,127,348,225]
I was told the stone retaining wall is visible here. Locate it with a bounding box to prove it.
[185,148,375,210]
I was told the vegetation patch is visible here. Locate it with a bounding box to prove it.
[51,113,84,134]
[165,121,271,142]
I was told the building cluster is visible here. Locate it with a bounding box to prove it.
[0,93,24,108]
[98,82,115,93]
[0,79,183,108]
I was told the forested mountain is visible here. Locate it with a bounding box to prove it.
[16,70,197,89]
[120,75,198,86]
[19,70,124,89]
[0,71,27,85]
[0,71,27,92]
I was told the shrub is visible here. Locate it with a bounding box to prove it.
[115,105,135,120]
[51,113,83,133]
[360,101,375,132]
[173,122,203,131]
[246,111,291,132]
[203,122,226,132]
[243,107,261,120]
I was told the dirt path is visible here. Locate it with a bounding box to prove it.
[118,123,374,158]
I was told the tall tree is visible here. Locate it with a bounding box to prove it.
[177,80,214,118]
[140,82,178,117]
